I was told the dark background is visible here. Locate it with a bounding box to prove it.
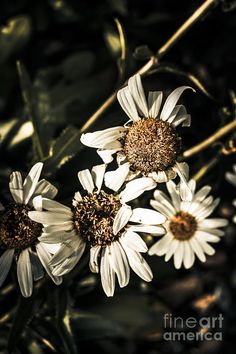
[0,0,236,353]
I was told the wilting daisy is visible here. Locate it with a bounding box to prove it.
[225,164,236,223]
[148,179,228,269]
[0,163,62,297]
[29,165,166,296]
[81,74,194,198]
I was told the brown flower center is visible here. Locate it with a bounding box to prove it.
[123,118,182,175]
[0,203,42,250]
[72,191,122,247]
[169,211,197,241]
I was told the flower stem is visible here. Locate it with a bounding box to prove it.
[192,156,219,182]
[80,0,218,133]
[183,119,236,158]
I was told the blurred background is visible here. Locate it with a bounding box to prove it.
[0,0,236,353]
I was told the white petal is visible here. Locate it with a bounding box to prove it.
[150,199,174,218]
[97,148,121,164]
[225,171,236,186]
[23,162,43,205]
[113,205,132,235]
[36,243,62,285]
[89,245,101,273]
[196,238,215,256]
[183,242,195,269]
[105,163,130,192]
[100,248,115,297]
[164,239,179,261]
[117,86,140,122]
[29,211,72,225]
[78,169,94,194]
[33,195,43,211]
[91,164,106,192]
[166,180,181,211]
[121,231,148,252]
[148,91,163,118]
[174,163,192,201]
[128,224,165,235]
[189,237,206,262]
[154,171,169,183]
[128,74,148,117]
[38,231,74,243]
[129,208,166,225]
[9,171,23,204]
[193,186,211,202]
[50,241,78,266]
[17,249,33,297]
[0,249,14,287]
[199,218,228,229]
[109,242,130,287]
[160,86,194,121]
[125,248,153,282]
[81,126,125,149]
[174,241,184,269]
[52,241,86,276]
[41,198,72,214]
[73,191,82,206]
[195,231,220,243]
[120,177,157,203]
[148,233,173,256]
[33,179,58,199]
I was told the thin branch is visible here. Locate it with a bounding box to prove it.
[80,0,218,133]
[157,0,217,58]
[183,119,236,158]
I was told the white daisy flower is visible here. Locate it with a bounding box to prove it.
[148,178,228,269]
[81,74,195,199]
[225,164,236,223]
[29,164,166,297]
[0,162,62,297]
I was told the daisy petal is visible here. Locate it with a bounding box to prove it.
[189,237,206,262]
[81,126,125,149]
[160,86,194,121]
[100,248,115,296]
[17,249,33,297]
[183,242,195,269]
[33,179,58,199]
[36,243,62,285]
[109,242,130,287]
[122,231,148,252]
[9,171,24,204]
[78,169,94,194]
[117,86,140,122]
[29,210,72,225]
[91,164,106,192]
[113,204,132,235]
[128,74,148,117]
[29,251,44,281]
[125,248,153,282]
[130,208,166,225]
[89,245,101,273]
[128,224,165,235]
[148,91,163,118]
[105,163,130,192]
[23,162,43,205]
[120,177,157,203]
[0,249,14,287]
[174,241,184,269]
[97,148,122,164]
[148,233,173,256]
[41,198,72,214]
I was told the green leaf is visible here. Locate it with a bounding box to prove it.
[7,295,36,353]
[43,125,83,175]
[54,286,78,354]
[17,61,47,160]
